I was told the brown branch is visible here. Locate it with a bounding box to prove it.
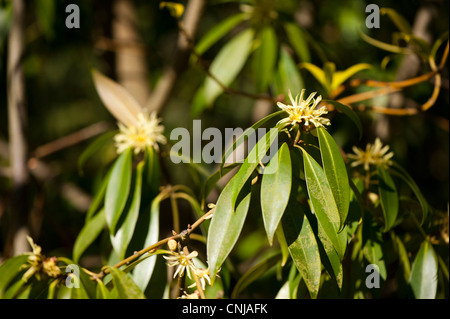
[5,0,30,257]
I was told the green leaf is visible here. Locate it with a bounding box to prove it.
[77,130,116,174]
[195,13,248,56]
[73,209,106,263]
[132,192,165,291]
[110,161,144,259]
[390,162,429,225]
[202,28,254,106]
[219,110,284,176]
[85,167,112,221]
[207,175,252,280]
[302,149,346,260]
[253,26,277,92]
[282,203,321,299]
[409,240,438,299]
[284,22,310,62]
[108,266,146,299]
[274,47,304,96]
[105,149,132,233]
[261,143,292,245]
[231,252,281,299]
[322,99,363,139]
[0,254,29,298]
[377,165,399,232]
[317,127,350,231]
[363,220,387,280]
[201,162,240,205]
[230,127,279,211]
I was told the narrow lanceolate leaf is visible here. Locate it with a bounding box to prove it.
[105,149,132,233]
[282,204,321,299]
[108,266,145,299]
[322,100,362,139]
[253,26,277,92]
[409,240,438,299]
[302,149,346,260]
[0,254,29,298]
[207,176,252,280]
[92,69,142,127]
[73,209,106,263]
[377,165,399,232]
[203,28,254,106]
[274,47,303,96]
[317,127,350,231]
[110,161,144,259]
[132,192,165,291]
[261,143,292,245]
[220,110,284,175]
[230,127,279,211]
[283,22,310,62]
[363,220,387,280]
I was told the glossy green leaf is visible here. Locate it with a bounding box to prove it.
[0,254,28,298]
[73,209,106,263]
[377,165,399,232]
[409,240,438,299]
[274,47,304,96]
[230,127,279,211]
[202,28,254,106]
[195,13,248,56]
[105,149,132,233]
[317,127,350,231]
[85,167,112,221]
[201,163,240,205]
[284,22,310,62]
[363,221,387,280]
[231,252,281,299]
[322,99,363,139]
[108,266,145,299]
[253,26,277,92]
[207,176,252,280]
[282,203,321,299]
[275,224,290,267]
[261,143,292,245]
[302,149,346,260]
[220,110,284,176]
[390,162,429,225]
[110,161,144,259]
[132,192,165,291]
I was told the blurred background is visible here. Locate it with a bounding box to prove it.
[0,0,448,297]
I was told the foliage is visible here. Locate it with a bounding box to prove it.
[0,0,448,300]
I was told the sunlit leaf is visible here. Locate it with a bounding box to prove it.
[0,254,28,298]
[207,176,252,280]
[284,22,310,62]
[261,143,292,245]
[159,2,184,19]
[358,27,413,55]
[299,62,327,91]
[253,26,277,92]
[409,240,438,299]
[105,149,132,233]
[110,161,144,259]
[302,149,346,259]
[202,28,254,106]
[317,127,350,231]
[331,63,371,91]
[73,209,106,263]
[274,47,304,96]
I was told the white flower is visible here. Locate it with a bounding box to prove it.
[163,250,198,280]
[188,268,212,290]
[92,70,167,154]
[277,89,330,130]
[114,111,166,154]
[347,138,394,171]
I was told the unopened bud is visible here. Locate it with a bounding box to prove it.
[168,239,177,251]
